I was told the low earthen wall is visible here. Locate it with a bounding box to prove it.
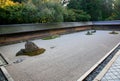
[0,26,91,45]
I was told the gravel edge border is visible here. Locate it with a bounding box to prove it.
[93,50,120,81]
[1,66,14,81]
[77,42,120,81]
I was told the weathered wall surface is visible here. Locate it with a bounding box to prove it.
[0,21,120,45]
[0,26,91,45]
[94,25,120,30]
[0,22,93,35]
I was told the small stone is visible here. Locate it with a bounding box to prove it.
[50,46,55,49]
[13,58,25,64]
[86,31,92,35]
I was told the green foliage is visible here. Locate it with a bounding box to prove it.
[64,9,91,22]
[68,0,102,20]
[67,0,82,10]
[0,0,65,24]
[44,2,64,22]
[106,0,120,20]
[63,9,76,22]
[73,9,91,21]
[111,0,120,20]
[1,0,120,24]
[0,8,9,24]
[100,0,113,20]
[0,4,38,24]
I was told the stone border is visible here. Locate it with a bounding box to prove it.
[93,50,120,81]
[1,66,14,81]
[77,42,120,81]
[0,53,12,65]
[0,53,9,66]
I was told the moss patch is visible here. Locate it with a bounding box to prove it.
[42,35,60,40]
[109,31,119,34]
[16,48,45,56]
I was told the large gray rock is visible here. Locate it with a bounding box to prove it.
[25,41,39,52]
[16,41,40,56]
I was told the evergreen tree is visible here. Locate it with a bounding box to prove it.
[114,0,120,19]
[100,0,113,20]
[67,0,101,20]
[67,0,114,20]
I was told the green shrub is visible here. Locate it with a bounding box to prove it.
[73,9,91,21]
[0,0,66,24]
[64,9,91,22]
[63,9,76,22]
[0,3,38,24]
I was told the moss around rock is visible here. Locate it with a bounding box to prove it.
[109,31,119,34]
[16,48,45,56]
[16,41,45,56]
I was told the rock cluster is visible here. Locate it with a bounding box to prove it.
[16,41,45,56]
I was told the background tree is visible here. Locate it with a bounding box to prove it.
[63,9,76,22]
[100,0,113,20]
[67,0,114,21]
[0,0,120,24]
[67,0,82,10]
[67,0,101,20]
[113,0,120,19]
[0,0,65,24]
